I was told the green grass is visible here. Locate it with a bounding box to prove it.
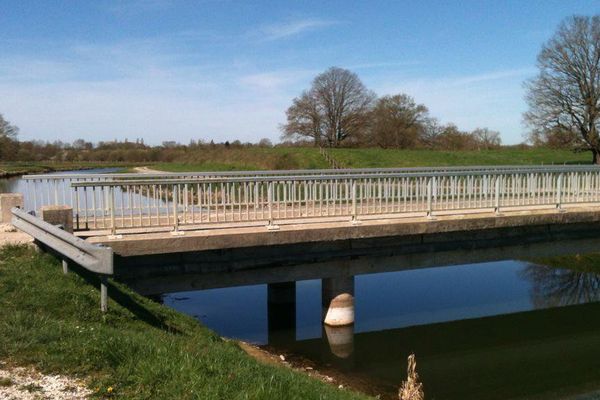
[329,148,592,168]
[156,147,328,172]
[0,245,368,400]
[153,147,592,172]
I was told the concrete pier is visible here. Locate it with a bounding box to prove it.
[322,276,354,326]
[267,282,296,345]
[0,193,23,224]
[41,205,73,233]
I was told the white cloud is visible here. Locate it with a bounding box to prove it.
[255,18,340,41]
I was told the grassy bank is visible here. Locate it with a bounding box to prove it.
[0,162,140,178]
[155,147,328,172]
[153,147,592,172]
[329,148,591,168]
[0,245,368,399]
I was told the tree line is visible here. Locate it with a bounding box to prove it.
[281,66,502,150]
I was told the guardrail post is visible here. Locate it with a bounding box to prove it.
[100,276,108,312]
[267,181,279,230]
[494,175,501,215]
[62,259,69,275]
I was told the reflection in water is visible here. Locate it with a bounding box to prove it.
[160,257,600,400]
[522,262,600,308]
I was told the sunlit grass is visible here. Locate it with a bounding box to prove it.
[0,246,368,399]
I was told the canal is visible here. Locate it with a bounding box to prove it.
[4,171,600,399]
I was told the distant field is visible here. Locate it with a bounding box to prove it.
[156,147,592,172]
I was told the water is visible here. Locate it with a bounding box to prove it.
[0,168,121,195]
[161,259,600,400]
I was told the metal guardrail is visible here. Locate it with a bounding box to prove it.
[22,164,600,213]
[59,166,600,233]
[11,207,113,311]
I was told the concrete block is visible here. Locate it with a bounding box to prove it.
[41,205,73,233]
[0,193,24,223]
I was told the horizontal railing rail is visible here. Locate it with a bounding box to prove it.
[53,166,600,233]
[11,207,113,311]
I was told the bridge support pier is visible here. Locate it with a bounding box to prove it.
[267,282,296,345]
[322,276,354,326]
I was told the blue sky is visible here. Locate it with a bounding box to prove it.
[1,0,599,145]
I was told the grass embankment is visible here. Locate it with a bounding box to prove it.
[155,147,328,172]
[329,148,591,168]
[154,147,592,172]
[0,162,140,178]
[0,245,368,400]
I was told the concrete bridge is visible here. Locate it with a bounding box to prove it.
[8,165,600,324]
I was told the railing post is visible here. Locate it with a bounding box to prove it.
[108,186,120,239]
[267,180,279,230]
[426,176,434,219]
[494,175,501,215]
[351,179,360,225]
[556,173,564,212]
[171,184,184,235]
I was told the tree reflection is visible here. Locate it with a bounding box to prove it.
[520,260,600,308]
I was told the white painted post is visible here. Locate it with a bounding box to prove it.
[494,175,501,215]
[62,259,69,275]
[426,177,433,219]
[351,179,359,225]
[557,173,564,212]
[267,181,279,230]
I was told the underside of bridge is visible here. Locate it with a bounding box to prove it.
[82,206,600,293]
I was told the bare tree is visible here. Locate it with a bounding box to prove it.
[0,113,19,139]
[281,90,323,145]
[282,67,375,147]
[524,16,600,163]
[471,127,502,149]
[370,94,429,148]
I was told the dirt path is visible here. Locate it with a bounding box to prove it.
[0,362,92,400]
[133,166,167,174]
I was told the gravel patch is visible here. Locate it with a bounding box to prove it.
[0,363,91,400]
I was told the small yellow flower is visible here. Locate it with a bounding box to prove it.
[107,386,113,393]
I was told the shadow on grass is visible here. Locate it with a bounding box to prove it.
[42,244,184,335]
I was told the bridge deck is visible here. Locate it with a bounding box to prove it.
[86,203,600,257]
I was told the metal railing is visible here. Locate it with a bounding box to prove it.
[58,166,600,233]
[22,164,598,212]
[11,207,113,311]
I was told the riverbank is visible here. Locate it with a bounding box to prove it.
[0,162,141,179]
[0,245,370,400]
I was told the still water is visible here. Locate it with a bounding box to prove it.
[162,259,600,400]
[0,168,121,195]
